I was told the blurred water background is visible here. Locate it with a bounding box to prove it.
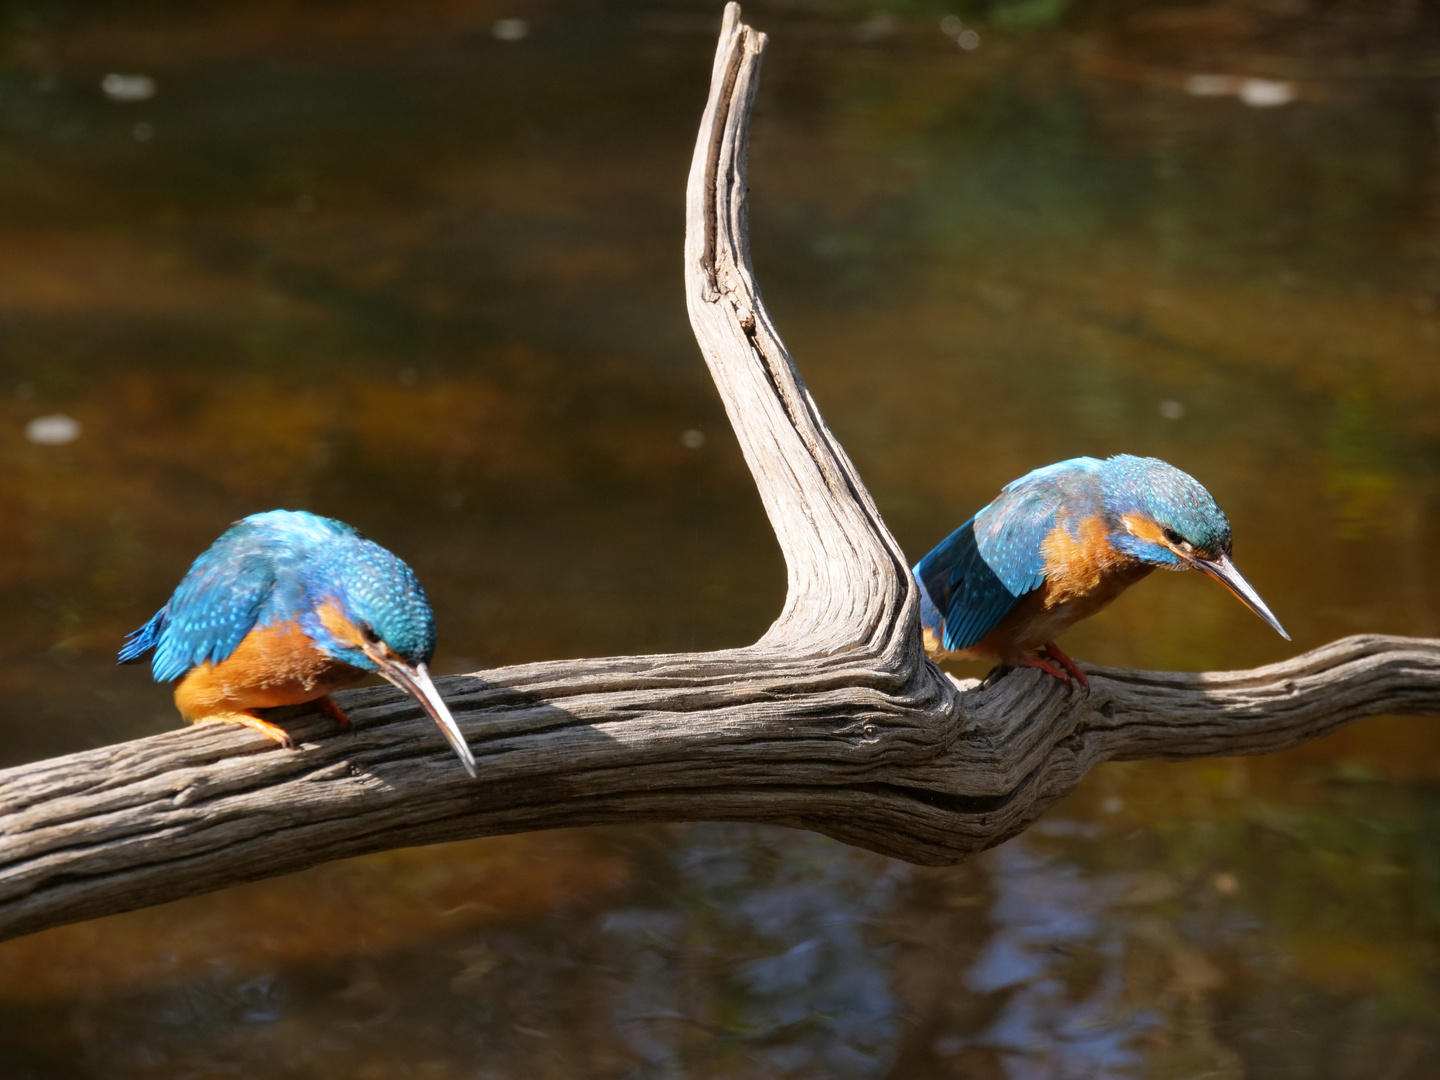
[1,0,1438,1075]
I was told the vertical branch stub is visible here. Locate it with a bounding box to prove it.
[683,4,919,660]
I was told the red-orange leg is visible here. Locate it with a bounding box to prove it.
[195,711,295,749]
[1041,641,1089,689]
[315,694,352,731]
[1015,652,1072,686]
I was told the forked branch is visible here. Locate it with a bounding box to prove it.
[0,4,1435,944]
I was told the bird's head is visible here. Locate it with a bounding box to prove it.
[309,541,436,670]
[304,533,476,777]
[1102,455,1289,640]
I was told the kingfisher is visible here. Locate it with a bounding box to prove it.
[913,455,1288,687]
[119,510,477,777]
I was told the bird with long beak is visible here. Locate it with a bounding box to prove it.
[914,455,1288,687]
[120,509,475,777]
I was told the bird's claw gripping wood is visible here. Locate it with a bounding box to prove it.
[1014,653,1071,685]
[195,711,295,750]
[1042,641,1088,689]
[315,694,353,730]
[1013,644,1089,689]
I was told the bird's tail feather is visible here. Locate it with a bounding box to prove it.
[117,606,168,665]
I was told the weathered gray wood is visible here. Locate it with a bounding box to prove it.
[0,3,1436,944]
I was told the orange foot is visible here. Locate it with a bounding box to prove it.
[1040,641,1089,689]
[315,694,352,731]
[194,710,295,749]
[1015,652,1072,686]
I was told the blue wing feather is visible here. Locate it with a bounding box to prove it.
[914,458,1103,652]
[120,522,280,683]
[914,519,1022,652]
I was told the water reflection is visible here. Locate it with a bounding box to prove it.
[965,834,1158,1077]
[611,828,906,1076]
[5,789,1434,1077]
[1,0,1438,1075]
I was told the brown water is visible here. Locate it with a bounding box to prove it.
[1,1,1438,1075]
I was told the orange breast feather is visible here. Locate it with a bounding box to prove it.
[173,619,365,721]
[965,514,1151,662]
[1038,514,1128,607]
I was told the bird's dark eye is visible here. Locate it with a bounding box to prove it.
[1161,527,1183,546]
[359,622,380,644]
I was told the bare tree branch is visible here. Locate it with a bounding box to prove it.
[0,3,1435,944]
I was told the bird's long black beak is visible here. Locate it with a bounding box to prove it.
[1191,552,1290,641]
[366,650,477,779]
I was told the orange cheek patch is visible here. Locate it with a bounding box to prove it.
[317,601,367,649]
[316,601,402,664]
[1120,513,1167,547]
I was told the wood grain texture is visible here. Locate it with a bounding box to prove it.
[1,4,1436,943]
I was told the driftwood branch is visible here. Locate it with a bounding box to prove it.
[1,3,1437,944]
